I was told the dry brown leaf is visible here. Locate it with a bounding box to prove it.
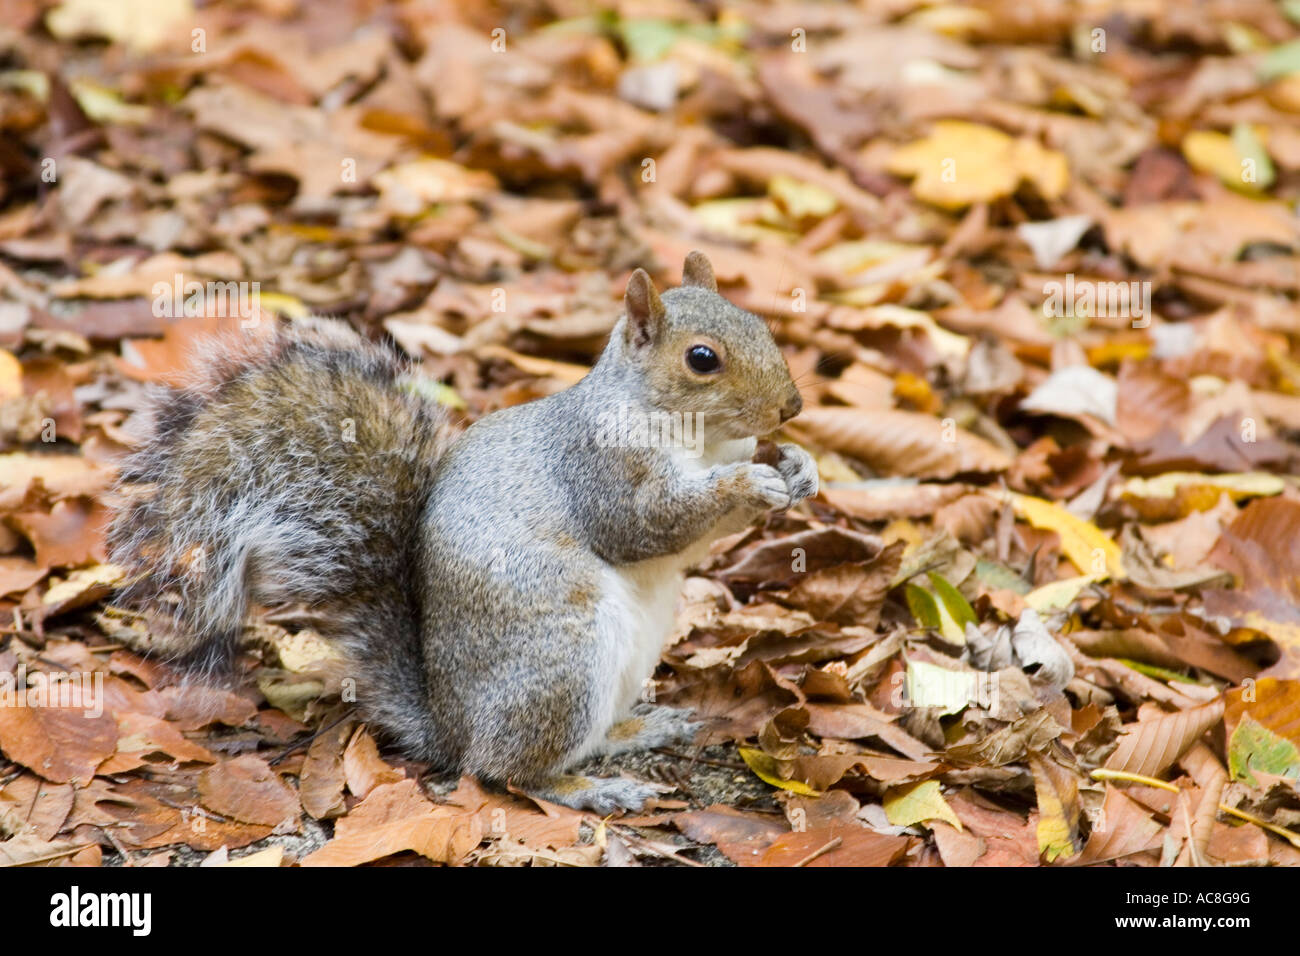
[0,775,74,841]
[11,497,111,569]
[1073,785,1166,865]
[671,804,789,864]
[946,710,1068,768]
[757,825,911,867]
[716,525,883,587]
[110,711,216,767]
[1209,497,1300,606]
[448,776,583,851]
[946,788,1040,867]
[795,407,1011,479]
[0,833,93,867]
[820,483,971,522]
[198,755,299,828]
[1175,743,1227,867]
[780,540,902,626]
[0,557,46,598]
[342,724,405,798]
[159,686,258,730]
[0,700,117,785]
[301,779,482,867]
[299,717,355,819]
[1102,699,1226,779]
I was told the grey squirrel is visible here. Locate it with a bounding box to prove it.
[108,252,818,812]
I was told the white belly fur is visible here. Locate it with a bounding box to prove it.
[571,436,757,763]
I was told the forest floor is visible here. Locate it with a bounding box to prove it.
[3,0,1300,867]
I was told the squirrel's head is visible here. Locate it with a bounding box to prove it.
[614,252,803,441]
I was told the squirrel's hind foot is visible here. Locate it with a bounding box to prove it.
[526,774,674,815]
[602,704,703,756]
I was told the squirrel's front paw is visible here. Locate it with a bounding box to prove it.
[776,443,819,504]
[730,462,791,511]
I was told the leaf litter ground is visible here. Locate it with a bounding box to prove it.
[2,0,1300,866]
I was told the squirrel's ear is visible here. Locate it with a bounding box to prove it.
[624,268,666,349]
[681,251,717,292]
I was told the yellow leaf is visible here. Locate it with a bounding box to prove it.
[1086,340,1151,366]
[1182,126,1273,193]
[69,79,151,125]
[813,452,860,483]
[276,224,342,243]
[0,70,49,101]
[883,780,962,830]
[373,159,497,212]
[886,121,1068,209]
[42,564,124,607]
[738,747,823,796]
[256,673,325,720]
[903,4,992,36]
[816,239,927,276]
[1183,131,1239,184]
[1030,754,1079,862]
[1120,471,1284,502]
[767,175,838,220]
[893,370,939,412]
[260,292,310,319]
[47,0,193,53]
[263,628,341,673]
[1024,573,1105,612]
[882,518,925,552]
[1240,612,1300,667]
[932,590,967,645]
[428,382,467,410]
[1011,493,1125,579]
[0,350,21,400]
[1267,73,1300,112]
[690,198,793,243]
[400,374,464,409]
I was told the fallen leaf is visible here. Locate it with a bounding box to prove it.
[757,825,911,866]
[299,717,355,819]
[1228,714,1300,787]
[1073,784,1165,864]
[1011,493,1126,579]
[1029,752,1081,863]
[886,121,1068,209]
[883,780,962,831]
[1103,699,1226,779]
[343,725,405,798]
[198,755,299,828]
[796,407,1011,479]
[738,747,823,796]
[0,699,117,785]
[666,805,787,865]
[46,0,193,52]
[301,779,482,867]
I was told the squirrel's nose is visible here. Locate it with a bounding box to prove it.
[779,391,803,423]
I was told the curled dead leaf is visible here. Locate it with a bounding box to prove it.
[795,407,1011,479]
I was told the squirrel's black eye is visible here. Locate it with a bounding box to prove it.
[686,344,721,374]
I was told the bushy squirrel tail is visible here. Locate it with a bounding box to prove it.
[107,318,456,758]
